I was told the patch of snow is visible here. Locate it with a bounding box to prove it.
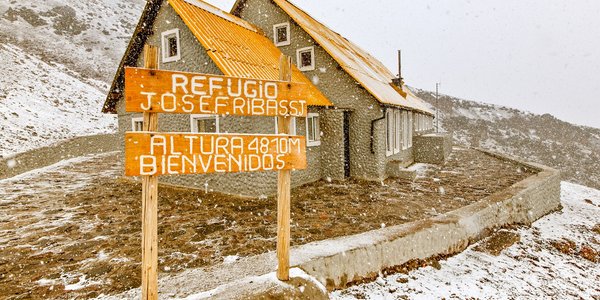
[406,163,433,178]
[36,278,57,286]
[223,255,239,264]
[453,105,515,122]
[64,275,101,291]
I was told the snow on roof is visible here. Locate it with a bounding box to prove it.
[271,0,434,115]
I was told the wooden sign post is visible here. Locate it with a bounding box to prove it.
[277,55,292,281]
[125,52,306,298]
[140,45,159,300]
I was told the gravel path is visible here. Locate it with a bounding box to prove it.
[0,152,121,299]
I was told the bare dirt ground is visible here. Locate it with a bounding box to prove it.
[0,148,535,299]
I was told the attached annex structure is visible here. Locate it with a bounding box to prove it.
[232,0,437,182]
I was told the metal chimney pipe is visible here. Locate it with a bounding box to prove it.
[398,50,403,83]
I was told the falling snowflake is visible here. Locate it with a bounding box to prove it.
[7,159,17,169]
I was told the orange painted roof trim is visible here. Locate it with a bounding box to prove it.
[168,0,332,107]
[268,0,433,115]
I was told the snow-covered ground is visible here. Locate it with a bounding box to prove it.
[0,0,143,85]
[0,43,116,157]
[331,182,600,299]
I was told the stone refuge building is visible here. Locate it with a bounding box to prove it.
[102,0,444,197]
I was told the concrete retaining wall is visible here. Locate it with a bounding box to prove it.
[295,150,561,290]
[0,134,118,180]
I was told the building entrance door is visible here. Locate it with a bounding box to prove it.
[343,111,351,178]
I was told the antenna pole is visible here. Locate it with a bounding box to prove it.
[398,50,403,83]
[435,83,440,133]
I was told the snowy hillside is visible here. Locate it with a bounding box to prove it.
[413,88,600,190]
[0,0,144,87]
[0,0,144,157]
[332,182,600,299]
[0,43,116,157]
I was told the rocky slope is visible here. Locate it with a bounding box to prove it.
[0,0,143,86]
[413,88,600,190]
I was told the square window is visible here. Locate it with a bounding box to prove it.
[273,22,290,46]
[161,29,181,63]
[190,115,219,133]
[306,113,321,146]
[296,46,315,71]
[131,117,144,132]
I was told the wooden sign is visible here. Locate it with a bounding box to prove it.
[125,67,309,117]
[125,132,306,176]
[128,46,299,300]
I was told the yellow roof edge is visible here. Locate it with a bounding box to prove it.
[169,0,332,107]
[272,0,432,114]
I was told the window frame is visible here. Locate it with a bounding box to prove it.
[190,114,219,133]
[407,112,413,148]
[131,117,144,132]
[275,117,297,135]
[273,22,291,47]
[394,109,401,153]
[402,111,409,150]
[386,110,394,156]
[161,29,181,63]
[306,113,321,147]
[296,46,316,71]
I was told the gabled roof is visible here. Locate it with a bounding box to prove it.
[102,0,331,113]
[232,0,434,115]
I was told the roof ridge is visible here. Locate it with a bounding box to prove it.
[182,0,260,33]
[270,0,434,115]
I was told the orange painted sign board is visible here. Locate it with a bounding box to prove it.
[124,67,308,117]
[125,132,307,176]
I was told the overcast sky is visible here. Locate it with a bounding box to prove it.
[206,0,600,128]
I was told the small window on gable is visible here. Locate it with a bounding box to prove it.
[161,29,181,63]
[190,115,219,133]
[131,117,144,132]
[296,46,315,71]
[273,22,290,46]
[306,113,321,147]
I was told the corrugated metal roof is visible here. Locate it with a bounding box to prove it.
[271,0,434,115]
[169,0,332,106]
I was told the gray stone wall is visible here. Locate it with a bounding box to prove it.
[115,2,321,196]
[413,133,453,164]
[319,109,345,181]
[236,0,408,181]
